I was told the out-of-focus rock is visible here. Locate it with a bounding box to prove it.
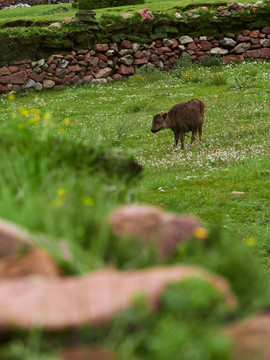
[0,248,61,279]
[0,219,32,257]
[224,314,270,360]
[0,265,236,330]
[109,204,204,259]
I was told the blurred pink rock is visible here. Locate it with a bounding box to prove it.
[136,8,155,21]
[0,265,236,330]
[0,219,32,256]
[0,248,61,279]
[224,314,270,360]
[110,205,203,259]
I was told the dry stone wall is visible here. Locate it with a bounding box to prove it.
[0,26,270,94]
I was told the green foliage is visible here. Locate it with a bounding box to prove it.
[92,278,233,360]
[78,0,144,10]
[200,54,222,67]
[0,60,269,359]
[208,72,226,85]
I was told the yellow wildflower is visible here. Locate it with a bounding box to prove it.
[43,112,51,122]
[193,227,208,239]
[19,107,29,116]
[63,118,71,126]
[8,93,15,100]
[59,128,66,133]
[30,109,41,115]
[57,188,66,197]
[27,115,40,125]
[245,237,256,247]
[81,197,95,206]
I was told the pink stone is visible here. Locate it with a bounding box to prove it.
[62,75,71,85]
[67,65,81,72]
[0,248,61,279]
[251,38,260,44]
[186,42,197,51]
[93,44,109,52]
[110,205,203,259]
[64,55,75,62]
[171,39,179,49]
[133,57,150,65]
[112,73,122,81]
[47,64,56,73]
[0,219,32,256]
[0,84,8,93]
[29,72,45,82]
[136,8,155,21]
[169,56,177,64]
[245,48,270,58]
[150,54,159,62]
[223,54,245,63]
[96,53,108,62]
[155,40,162,48]
[242,30,250,36]
[200,40,212,51]
[77,49,89,55]
[120,40,132,49]
[0,71,28,85]
[99,60,107,68]
[0,265,236,329]
[8,66,19,74]
[134,50,142,59]
[262,27,270,34]
[236,34,250,42]
[118,64,134,75]
[82,75,93,82]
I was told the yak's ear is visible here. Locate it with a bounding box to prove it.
[162,112,167,119]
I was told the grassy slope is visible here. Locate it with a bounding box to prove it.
[0,0,258,26]
[0,60,269,271]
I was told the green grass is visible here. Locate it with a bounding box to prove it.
[0,59,270,359]
[0,0,259,27]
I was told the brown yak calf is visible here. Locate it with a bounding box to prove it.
[151,99,205,150]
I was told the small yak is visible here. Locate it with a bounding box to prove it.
[151,99,205,150]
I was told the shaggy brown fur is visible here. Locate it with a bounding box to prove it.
[151,99,205,150]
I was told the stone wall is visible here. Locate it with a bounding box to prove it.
[0,26,270,94]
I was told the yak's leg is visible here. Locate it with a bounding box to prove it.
[180,133,185,150]
[198,124,203,143]
[191,129,197,145]
[174,132,179,149]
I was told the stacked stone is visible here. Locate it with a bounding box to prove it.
[177,27,270,63]
[216,0,264,17]
[0,27,270,94]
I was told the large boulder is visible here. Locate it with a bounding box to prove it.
[0,265,236,330]
[109,204,205,259]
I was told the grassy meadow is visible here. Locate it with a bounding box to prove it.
[0,0,259,27]
[0,58,270,358]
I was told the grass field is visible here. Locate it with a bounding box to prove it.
[0,58,270,358]
[0,0,258,27]
[0,59,269,268]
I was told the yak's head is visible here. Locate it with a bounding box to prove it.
[151,112,167,133]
